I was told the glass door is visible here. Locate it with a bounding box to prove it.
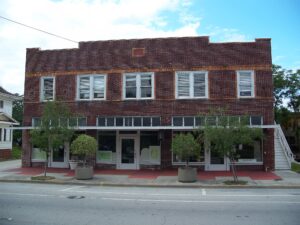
[49,144,69,168]
[118,135,139,170]
[205,146,228,171]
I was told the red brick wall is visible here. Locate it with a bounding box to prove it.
[0,149,11,159]
[22,37,274,170]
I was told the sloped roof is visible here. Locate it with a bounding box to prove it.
[25,36,272,74]
[0,87,22,100]
[0,112,19,125]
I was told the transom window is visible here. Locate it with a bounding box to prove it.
[176,71,208,99]
[77,75,106,100]
[40,77,55,101]
[97,116,160,127]
[237,70,255,98]
[172,115,263,127]
[124,73,154,99]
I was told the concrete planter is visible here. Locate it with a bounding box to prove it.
[75,166,93,180]
[178,167,197,183]
[69,161,78,170]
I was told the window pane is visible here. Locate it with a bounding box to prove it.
[134,117,142,126]
[152,117,160,126]
[125,75,136,87]
[177,73,190,97]
[125,117,133,126]
[98,132,116,152]
[143,117,151,126]
[251,116,262,125]
[240,116,250,125]
[32,117,41,127]
[107,117,115,126]
[141,87,152,98]
[126,87,137,98]
[78,117,87,126]
[193,73,206,97]
[43,77,54,100]
[79,77,90,99]
[140,75,152,87]
[173,117,183,126]
[98,117,105,126]
[116,117,123,126]
[69,118,77,126]
[93,76,105,99]
[206,116,216,126]
[184,117,194,126]
[236,141,262,162]
[239,72,252,97]
[195,117,204,126]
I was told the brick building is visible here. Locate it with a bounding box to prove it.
[22,36,274,171]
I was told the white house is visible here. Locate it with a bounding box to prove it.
[0,87,21,159]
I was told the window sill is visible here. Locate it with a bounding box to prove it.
[176,97,208,100]
[76,98,106,101]
[123,98,154,100]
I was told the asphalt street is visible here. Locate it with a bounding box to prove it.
[0,182,299,225]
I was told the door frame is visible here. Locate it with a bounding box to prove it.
[205,146,229,171]
[117,133,140,170]
[49,142,69,168]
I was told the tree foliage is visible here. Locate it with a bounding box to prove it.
[30,101,74,176]
[273,65,300,113]
[12,97,23,145]
[70,134,97,166]
[171,133,200,168]
[202,112,263,182]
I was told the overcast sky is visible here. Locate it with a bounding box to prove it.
[0,0,299,95]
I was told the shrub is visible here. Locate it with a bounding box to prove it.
[171,133,200,168]
[70,134,97,166]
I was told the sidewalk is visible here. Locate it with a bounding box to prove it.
[0,160,300,188]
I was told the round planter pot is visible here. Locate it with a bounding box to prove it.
[178,167,197,183]
[75,166,93,180]
[69,161,78,170]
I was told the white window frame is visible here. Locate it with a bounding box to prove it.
[40,76,55,101]
[77,74,107,101]
[123,72,154,100]
[237,70,255,98]
[175,71,208,99]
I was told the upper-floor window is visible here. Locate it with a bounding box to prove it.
[237,70,255,98]
[123,73,154,99]
[175,71,208,99]
[77,75,106,100]
[40,77,55,101]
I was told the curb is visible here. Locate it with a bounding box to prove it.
[1,179,300,189]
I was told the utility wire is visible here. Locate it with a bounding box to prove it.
[0,15,78,44]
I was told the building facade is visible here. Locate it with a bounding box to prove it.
[22,36,274,171]
[0,87,20,159]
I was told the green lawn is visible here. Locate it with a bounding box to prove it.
[291,162,300,173]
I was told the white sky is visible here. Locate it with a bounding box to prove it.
[0,0,246,95]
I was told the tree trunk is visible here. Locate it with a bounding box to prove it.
[44,152,49,177]
[230,158,238,182]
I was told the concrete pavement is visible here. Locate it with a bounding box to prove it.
[0,160,300,188]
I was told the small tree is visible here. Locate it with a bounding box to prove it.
[30,101,74,176]
[202,112,263,182]
[171,133,200,168]
[70,134,97,167]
